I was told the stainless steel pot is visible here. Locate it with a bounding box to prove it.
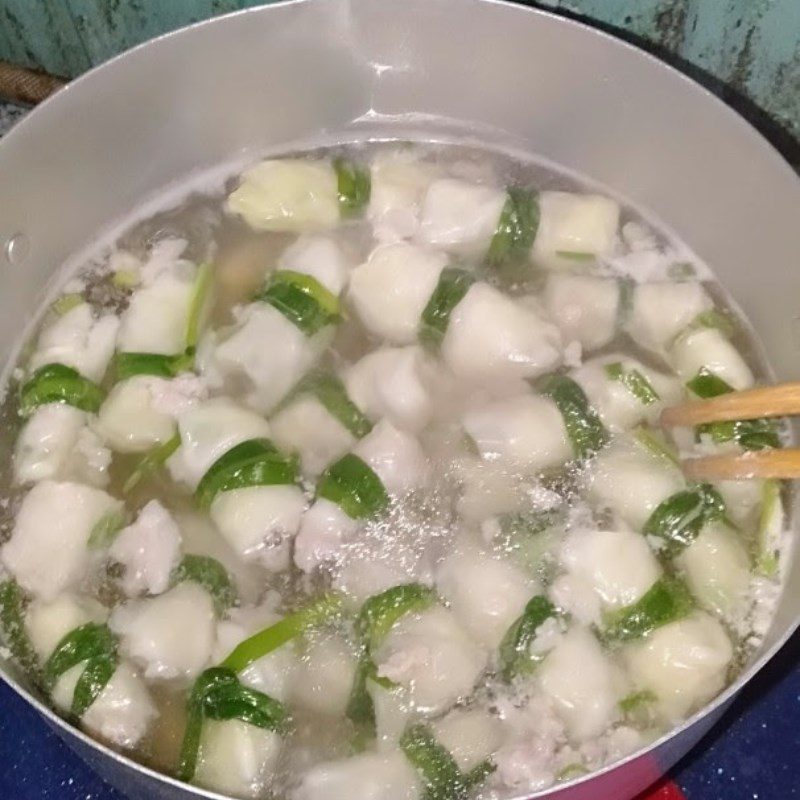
[1,1,799,798]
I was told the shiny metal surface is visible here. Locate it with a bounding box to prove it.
[0,1,798,799]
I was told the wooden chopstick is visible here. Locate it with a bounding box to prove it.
[660,381,800,428]
[681,449,800,480]
[659,381,800,480]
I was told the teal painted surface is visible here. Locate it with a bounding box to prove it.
[1,0,799,144]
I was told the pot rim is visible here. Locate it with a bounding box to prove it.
[0,1,798,797]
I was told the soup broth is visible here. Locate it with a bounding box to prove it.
[0,141,789,800]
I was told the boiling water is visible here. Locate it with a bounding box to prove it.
[0,141,788,799]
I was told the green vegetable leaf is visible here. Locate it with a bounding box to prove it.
[619,689,657,715]
[555,251,595,262]
[690,309,735,339]
[195,438,298,510]
[686,368,733,399]
[643,484,725,556]
[617,277,635,327]
[347,584,436,727]
[316,453,390,520]
[487,188,539,271]
[123,433,181,494]
[687,369,780,451]
[111,269,140,289]
[52,294,84,315]
[632,426,680,467]
[220,594,342,674]
[757,479,782,577]
[696,417,780,450]
[334,158,371,216]
[87,509,127,549]
[177,690,206,781]
[185,262,213,349]
[603,578,694,642]
[19,363,104,416]
[557,763,589,781]
[0,580,42,683]
[604,362,660,405]
[356,583,437,652]
[293,372,373,439]
[346,657,379,726]
[171,555,237,615]
[419,267,475,349]
[43,623,117,692]
[463,760,497,791]
[538,374,608,459]
[71,653,117,717]
[401,723,490,800]
[499,595,557,680]
[114,350,194,381]
[257,269,341,336]
[178,666,287,782]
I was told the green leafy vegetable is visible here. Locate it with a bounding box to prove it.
[178,666,287,782]
[123,433,181,494]
[487,188,539,271]
[52,294,84,315]
[19,363,104,416]
[221,594,342,674]
[0,580,41,683]
[604,362,660,405]
[603,578,694,642]
[43,622,118,716]
[316,453,390,520]
[498,595,557,680]
[111,269,140,289]
[347,584,437,726]
[687,369,780,450]
[114,350,194,381]
[257,269,341,336]
[643,484,725,556]
[617,277,635,326]
[43,622,117,689]
[356,584,437,652]
[557,763,589,781]
[757,479,782,577]
[171,555,237,615]
[685,368,733,399]
[185,262,213,349]
[401,723,494,800]
[345,658,381,726]
[293,372,373,438]
[418,268,475,349]
[538,374,608,458]
[555,251,595,261]
[87,509,127,549]
[698,418,780,451]
[334,158,371,216]
[632,426,680,467]
[618,689,657,726]
[72,653,117,716]
[195,438,298,510]
[690,309,735,339]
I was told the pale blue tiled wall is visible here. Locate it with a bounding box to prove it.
[2,0,799,142]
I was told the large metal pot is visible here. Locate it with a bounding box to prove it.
[1,1,799,798]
